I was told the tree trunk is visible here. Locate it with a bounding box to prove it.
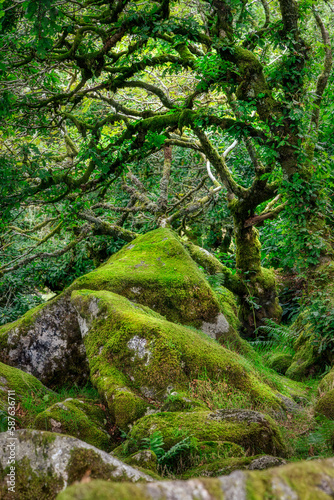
[231,203,282,338]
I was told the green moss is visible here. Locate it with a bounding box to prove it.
[0,362,50,414]
[71,289,283,421]
[314,389,334,420]
[286,332,318,380]
[183,241,225,275]
[267,352,293,375]
[126,410,286,457]
[246,458,334,500]
[56,480,152,500]
[182,455,255,479]
[318,368,334,396]
[66,449,117,484]
[69,228,222,328]
[160,392,206,412]
[0,456,63,500]
[124,450,158,473]
[112,390,149,429]
[33,399,111,451]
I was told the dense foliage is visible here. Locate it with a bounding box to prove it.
[0,0,333,335]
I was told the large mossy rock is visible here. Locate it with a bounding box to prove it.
[122,409,286,458]
[0,295,89,386]
[266,352,293,375]
[314,389,334,419]
[318,367,334,396]
[182,454,286,479]
[33,398,112,451]
[71,289,283,428]
[0,430,153,499]
[70,228,240,344]
[0,362,51,413]
[0,229,245,386]
[56,457,334,500]
[285,331,318,380]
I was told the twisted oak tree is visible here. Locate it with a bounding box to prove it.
[0,0,332,335]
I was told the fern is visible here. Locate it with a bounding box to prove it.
[250,318,300,350]
[159,436,197,465]
[140,431,198,466]
[141,431,165,459]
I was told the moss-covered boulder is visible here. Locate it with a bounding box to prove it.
[33,398,111,451]
[318,367,334,396]
[285,331,318,380]
[70,228,240,345]
[0,430,152,499]
[0,295,89,386]
[0,362,51,413]
[182,454,286,479]
[266,352,293,375]
[56,457,334,500]
[71,289,283,428]
[124,450,159,475]
[314,388,334,419]
[0,229,245,387]
[124,409,286,458]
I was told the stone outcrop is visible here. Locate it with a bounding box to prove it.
[0,296,89,386]
[0,430,153,499]
[56,457,334,500]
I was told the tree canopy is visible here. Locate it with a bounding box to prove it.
[0,0,333,333]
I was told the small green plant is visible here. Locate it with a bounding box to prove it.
[250,318,299,351]
[0,410,8,432]
[141,431,165,459]
[140,430,198,473]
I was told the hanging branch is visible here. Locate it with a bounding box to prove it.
[157,144,172,212]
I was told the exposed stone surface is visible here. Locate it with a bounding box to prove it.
[0,296,89,386]
[248,455,286,470]
[55,458,334,500]
[0,429,152,498]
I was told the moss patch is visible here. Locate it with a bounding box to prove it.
[286,331,319,380]
[70,228,222,328]
[0,362,50,412]
[318,368,334,396]
[246,457,334,500]
[267,352,293,375]
[0,457,63,500]
[314,389,334,420]
[33,398,111,451]
[66,448,118,484]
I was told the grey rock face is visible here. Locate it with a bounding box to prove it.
[0,429,152,495]
[202,313,230,340]
[0,296,89,386]
[248,455,286,470]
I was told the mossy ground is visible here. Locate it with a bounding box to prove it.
[66,449,118,484]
